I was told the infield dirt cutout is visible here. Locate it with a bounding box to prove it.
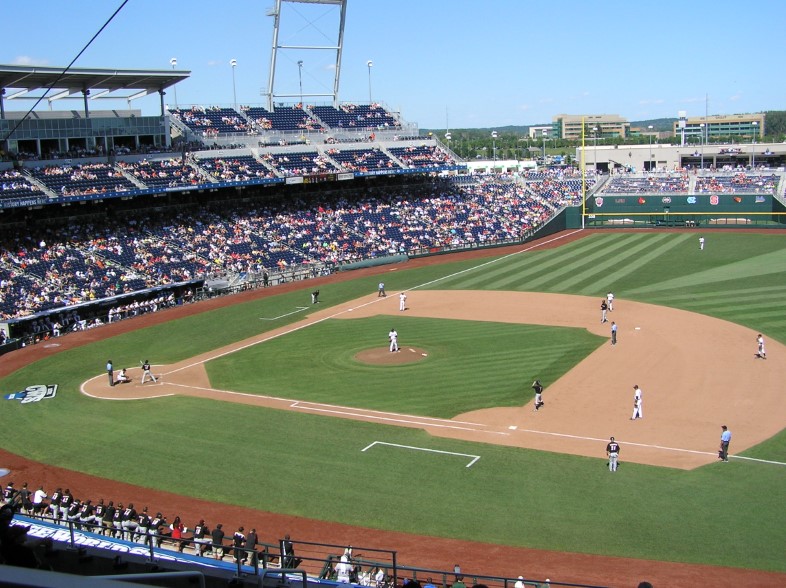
[82,290,786,470]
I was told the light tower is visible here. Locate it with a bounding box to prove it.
[230,59,238,109]
[170,57,178,108]
[264,0,348,110]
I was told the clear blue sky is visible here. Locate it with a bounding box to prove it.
[2,0,784,129]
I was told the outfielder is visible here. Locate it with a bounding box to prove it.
[141,360,157,384]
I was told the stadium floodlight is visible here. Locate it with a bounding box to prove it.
[170,58,178,108]
[230,59,238,109]
[297,60,303,106]
[367,60,373,104]
[752,121,758,168]
[491,131,498,162]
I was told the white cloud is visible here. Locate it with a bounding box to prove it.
[518,103,531,111]
[639,98,665,105]
[13,56,48,66]
[728,93,741,102]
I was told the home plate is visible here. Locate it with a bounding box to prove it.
[635,327,641,330]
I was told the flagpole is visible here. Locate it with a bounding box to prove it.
[581,116,587,229]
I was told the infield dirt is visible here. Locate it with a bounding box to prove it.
[4,231,786,587]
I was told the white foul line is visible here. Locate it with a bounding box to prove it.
[162,230,585,378]
[512,427,786,466]
[362,441,481,468]
[260,307,310,320]
[292,403,508,435]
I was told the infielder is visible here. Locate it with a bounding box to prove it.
[399,292,407,311]
[606,291,614,311]
[141,360,157,384]
[606,436,620,472]
[532,379,544,411]
[756,334,766,359]
[631,385,643,419]
[389,328,399,352]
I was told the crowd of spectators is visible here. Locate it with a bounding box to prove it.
[1,480,265,564]
[695,172,779,193]
[601,174,689,194]
[0,176,564,321]
[0,169,46,200]
[389,145,454,168]
[198,155,278,182]
[1,167,781,324]
[29,162,136,197]
[116,158,211,189]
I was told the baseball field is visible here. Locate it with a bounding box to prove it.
[1,230,785,587]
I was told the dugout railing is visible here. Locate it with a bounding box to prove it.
[17,511,610,588]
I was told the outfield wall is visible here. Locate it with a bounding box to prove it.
[582,193,786,227]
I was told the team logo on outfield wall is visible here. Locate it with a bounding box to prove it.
[594,197,603,207]
[661,197,672,204]
[4,384,58,403]
[710,195,719,205]
[687,196,697,204]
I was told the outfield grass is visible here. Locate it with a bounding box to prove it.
[1,232,785,572]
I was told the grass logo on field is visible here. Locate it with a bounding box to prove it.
[5,384,58,403]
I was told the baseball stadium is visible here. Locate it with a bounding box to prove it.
[1,3,786,588]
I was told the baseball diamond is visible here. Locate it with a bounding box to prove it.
[2,230,786,588]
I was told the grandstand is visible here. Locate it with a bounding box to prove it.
[2,2,786,587]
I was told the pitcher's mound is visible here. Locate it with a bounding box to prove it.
[355,347,428,365]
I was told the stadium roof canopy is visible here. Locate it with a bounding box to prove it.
[0,64,190,105]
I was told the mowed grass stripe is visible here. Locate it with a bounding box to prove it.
[653,284,786,303]
[627,248,786,296]
[516,234,645,291]
[572,232,691,295]
[206,317,604,418]
[431,234,614,291]
[478,236,616,290]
